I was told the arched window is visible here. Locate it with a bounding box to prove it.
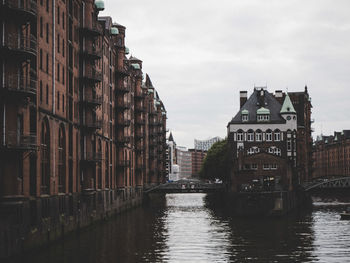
[58,124,66,193]
[274,129,281,141]
[41,119,50,194]
[266,129,272,141]
[247,129,254,142]
[237,129,244,142]
[256,129,262,142]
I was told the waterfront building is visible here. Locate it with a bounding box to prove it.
[166,132,179,181]
[176,146,192,179]
[313,130,350,179]
[0,0,167,257]
[189,148,207,178]
[194,136,222,151]
[227,87,312,192]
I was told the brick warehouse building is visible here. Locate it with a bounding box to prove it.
[0,0,167,256]
[313,130,350,179]
[189,149,207,178]
[227,87,312,192]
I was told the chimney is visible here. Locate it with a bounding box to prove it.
[240,91,247,108]
[275,90,284,104]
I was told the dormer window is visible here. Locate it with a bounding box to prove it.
[256,107,270,122]
[241,109,249,122]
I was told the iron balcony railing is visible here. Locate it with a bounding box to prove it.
[1,0,37,16]
[82,152,103,162]
[81,45,102,60]
[84,119,102,129]
[115,85,130,93]
[83,68,102,82]
[0,74,37,95]
[82,94,102,106]
[0,131,37,150]
[81,23,102,36]
[1,34,37,56]
[117,160,130,167]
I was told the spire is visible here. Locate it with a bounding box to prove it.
[280,93,296,114]
[169,132,174,142]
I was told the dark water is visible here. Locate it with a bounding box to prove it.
[7,193,350,263]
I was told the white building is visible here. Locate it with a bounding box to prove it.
[176,146,192,179]
[194,136,223,151]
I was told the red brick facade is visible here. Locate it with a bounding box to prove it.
[313,131,350,179]
[189,149,207,177]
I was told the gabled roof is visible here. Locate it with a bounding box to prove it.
[229,88,285,124]
[169,132,174,142]
[280,94,296,114]
[257,107,270,115]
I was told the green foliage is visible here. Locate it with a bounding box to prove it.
[199,139,230,182]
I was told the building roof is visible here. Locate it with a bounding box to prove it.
[169,132,174,142]
[229,88,285,124]
[280,94,296,114]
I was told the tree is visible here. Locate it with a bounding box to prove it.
[199,139,231,182]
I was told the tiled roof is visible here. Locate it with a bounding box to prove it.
[229,88,285,124]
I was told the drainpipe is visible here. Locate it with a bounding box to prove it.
[52,0,56,191]
[2,22,5,145]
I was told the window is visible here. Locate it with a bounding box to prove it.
[40,81,43,102]
[46,0,49,12]
[62,95,65,112]
[251,163,258,170]
[247,130,254,142]
[46,23,49,43]
[46,53,49,73]
[57,6,60,24]
[57,91,60,110]
[62,40,65,57]
[271,164,277,170]
[256,130,262,142]
[40,17,43,37]
[62,66,65,84]
[40,49,43,69]
[275,148,281,156]
[242,114,248,122]
[247,148,255,155]
[263,164,270,170]
[287,139,292,151]
[57,34,60,53]
[257,114,269,122]
[274,130,281,141]
[266,130,272,141]
[46,84,49,104]
[62,12,65,29]
[57,63,60,81]
[237,130,243,142]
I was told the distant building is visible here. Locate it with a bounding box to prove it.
[166,132,179,181]
[189,149,207,177]
[227,87,313,192]
[176,146,192,179]
[313,130,350,179]
[194,136,222,151]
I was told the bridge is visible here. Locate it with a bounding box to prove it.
[302,176,350,191]
[144,179,225,194]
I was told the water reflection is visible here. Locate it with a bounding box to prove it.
[5,193,350,263]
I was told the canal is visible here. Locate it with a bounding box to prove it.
[6,193,350,263]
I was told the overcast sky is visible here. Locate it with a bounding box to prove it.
[101,0,350,148]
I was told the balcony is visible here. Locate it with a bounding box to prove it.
[81,45,102,61]
[115,85,130,94]
[81,23,102,37]
[116,102,131,111]
[82,152,103,163]
[115,67,129,77]
[83,68,102,83]
[0,34,37,59]
[117,136,131,145]
[0,74,37,98]
[117,160,130,168]
[82,94,102,107]
[0,131,36,151]
[0,0,37,21]
[117,119,131,128]
[84,119,102,130]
